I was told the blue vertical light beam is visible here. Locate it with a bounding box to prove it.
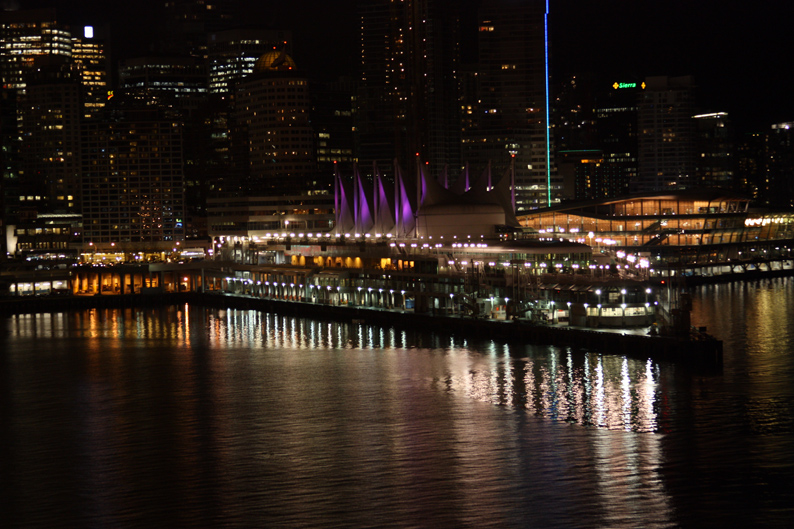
[544,0,552,207]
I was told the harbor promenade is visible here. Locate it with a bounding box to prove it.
[0,289,723,366]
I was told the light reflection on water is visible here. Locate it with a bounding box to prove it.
[2,280,794,527]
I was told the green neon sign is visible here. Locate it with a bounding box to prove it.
[612,82,645,90]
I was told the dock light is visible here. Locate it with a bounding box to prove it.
[489,262,496,266]
[448,260,455,265]
[358,286,362,291]
[584,303,589,309]
[621,289,627,295]
[646,288,652,294]
[401,290,405,295]
[327,286,332,290]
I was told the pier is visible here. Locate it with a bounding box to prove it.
[0,289,723,365]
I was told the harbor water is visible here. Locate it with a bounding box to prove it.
[1,278,793,528]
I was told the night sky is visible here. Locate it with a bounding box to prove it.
[10,0,794,132]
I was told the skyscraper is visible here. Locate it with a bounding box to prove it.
[234,51,316,195]
[693,112,735,189]
[70,25,111,119]
[161,0,236,56]
[80,101,186,249]
[636,75,697,193]
[464,0,557,211]
[355,0,461,179]
[20,57,82,211]
[0,9,71,93]
[207,28,293,96]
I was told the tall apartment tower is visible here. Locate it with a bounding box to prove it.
[355,0,461,179]
[235,51,317,195]
[465,0,557,211]
[636,75,697,193]
[20,57,82,211]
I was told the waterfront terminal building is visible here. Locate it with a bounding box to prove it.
[4,182,793,330]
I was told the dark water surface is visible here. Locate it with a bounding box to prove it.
[1,278,793,528]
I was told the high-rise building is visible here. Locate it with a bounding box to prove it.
[207,28,293,95]
[764,122,794,209]
[355,0,461,179]
[20,56,82,211]
[234,51,316,195]
[0,88,19,258]
[119,56,208,105]
[0,9,71,93]
[70,25,111,119]
[161,0,237,56]
[693,112,735,189]
[311,77,354,185]
[636,75,697,193]
[464,0,557,211]
[80,101,186,249]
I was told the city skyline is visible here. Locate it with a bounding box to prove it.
[13,0,794,132]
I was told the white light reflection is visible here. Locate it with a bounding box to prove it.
[621,358,632,430]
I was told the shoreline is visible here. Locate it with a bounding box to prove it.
[0,290,723,366]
